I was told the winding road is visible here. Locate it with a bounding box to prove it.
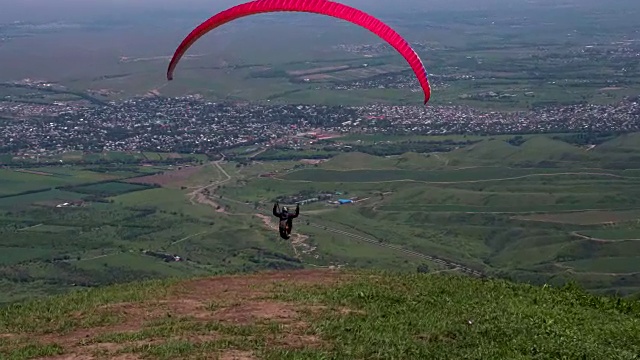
[181,156,493,276]
[570,231,640,243]
[187,157,232,211]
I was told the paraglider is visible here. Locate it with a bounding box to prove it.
[272,202,299,239]
[167,0,432,104]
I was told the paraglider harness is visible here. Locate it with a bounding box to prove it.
[273,202,299,240]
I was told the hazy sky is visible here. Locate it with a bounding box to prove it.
[0,0,456,26]
[0,0,637,82]
[1,0,637,23]
[0,0,592,22]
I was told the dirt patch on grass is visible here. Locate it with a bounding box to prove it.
[193,190,226,213]
[38,322,142,349]
[86,335,220,355]
[94,301,166,319]
[43,355,121,360]
[300,159,328,165]
[153,298,213,320]
[104,355,142,360]
[213,300,299,325]
[41,337,210,359]
[124,165,203,187]
[255,213,277,231]
[254,214,315,258]
[10,269,347,359]
[174,269,344,303]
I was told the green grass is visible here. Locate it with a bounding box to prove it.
[142,152,163,161]
[22,167,116,181]
[336,134,511,144]
[0,278,173,334]
[513,210,640,225]
[0,189,86,210]
[275,272,640,359]
[562,257,640,274]
[282,167,625,183]
[68,181,152,196]
[6,151,205,168]
[445,136,591,165]
[0,170,78,196]
[595,133,640,153]
[72,252,192,278]
[111,188,215,220]
[173,163,225,189]
[0,247,56,266]
[0,165,164,198]
[318,152,399,170]
[20,224,79,233]
[579,229,640,240]
[297,223,441,272]
[2,270,640,359]
[210,133,640,296]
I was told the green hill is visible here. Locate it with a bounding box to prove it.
[320,151,458,171]
[447,135,589,166]
[1,269,639,360]
[595,133,640,153]
[394,152,446,170]
[319,152,398,170]
[449,137,521,161]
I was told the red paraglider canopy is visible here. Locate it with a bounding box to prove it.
[167,0,432,104]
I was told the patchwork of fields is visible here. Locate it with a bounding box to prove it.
[2,134,640,303]
[0,161,279,303]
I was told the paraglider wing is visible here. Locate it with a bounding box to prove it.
[166,0,431,104]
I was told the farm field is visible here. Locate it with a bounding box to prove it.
[0,158,307,303]
[0,163,167,197]
[2,151,207,166]
[3,132,640,303]
[0,168,109,197]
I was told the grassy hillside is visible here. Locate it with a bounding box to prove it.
[1,269,639,360]
[4,133,640,305]
[443,135,592,167]
[221,133,640,297]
